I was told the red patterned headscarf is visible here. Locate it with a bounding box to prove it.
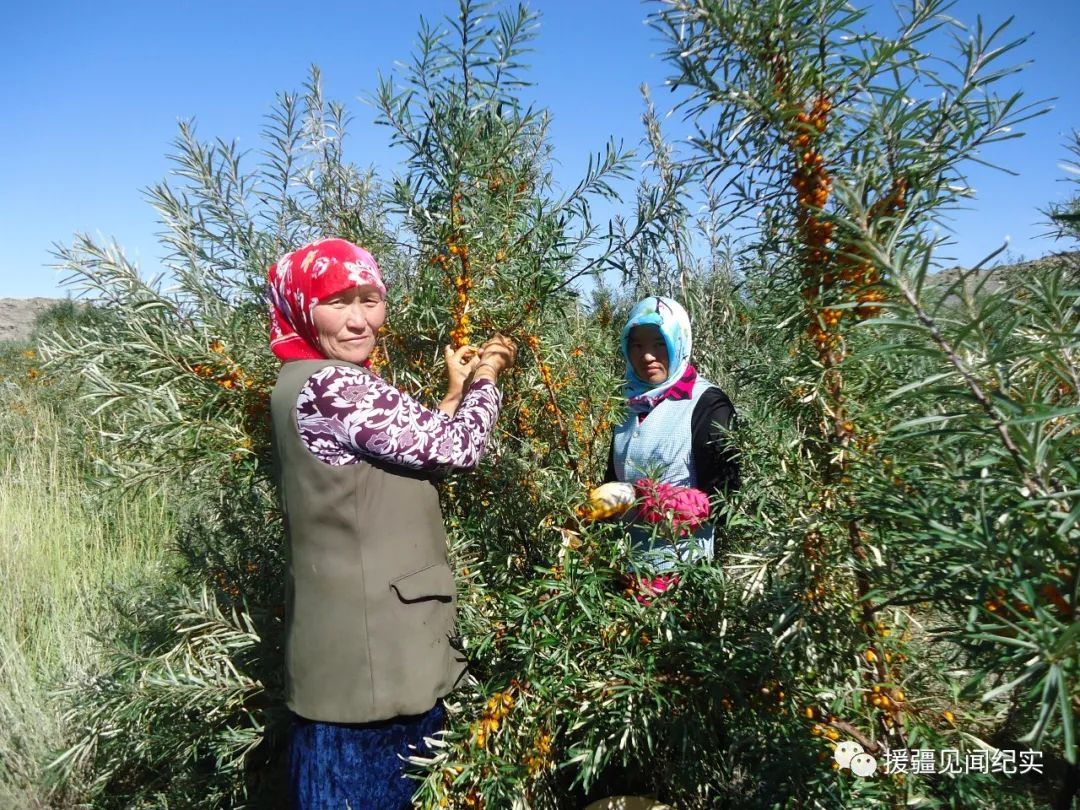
[267,238,386,361]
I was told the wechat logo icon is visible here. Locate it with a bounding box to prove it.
[834,740,878,778]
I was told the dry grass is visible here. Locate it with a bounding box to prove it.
[0,367,176,807]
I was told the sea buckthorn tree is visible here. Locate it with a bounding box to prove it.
[641,0,1079,806]
[39,2,684,807]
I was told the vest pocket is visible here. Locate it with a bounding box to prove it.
[384,563,459,710]
[390,563,455,603]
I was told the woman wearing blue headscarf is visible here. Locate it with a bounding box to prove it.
[602,296,739,568]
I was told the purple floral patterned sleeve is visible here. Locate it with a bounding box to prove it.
[296,365,501,470]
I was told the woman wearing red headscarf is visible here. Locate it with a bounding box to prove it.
[267,238,516,809]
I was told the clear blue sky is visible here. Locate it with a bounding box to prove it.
[4,1,1078,299]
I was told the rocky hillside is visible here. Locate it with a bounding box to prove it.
[0,298,69,344]
[932,249,1079,298]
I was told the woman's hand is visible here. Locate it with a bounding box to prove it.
[444,344,480,394]
[473,334,518,382]
[437,344,480,417]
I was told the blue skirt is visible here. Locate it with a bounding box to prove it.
[288,702,445,810]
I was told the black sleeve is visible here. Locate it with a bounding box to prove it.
[603,440,616,484]
[690,387,740,507]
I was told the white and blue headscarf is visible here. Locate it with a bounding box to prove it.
[620,296,693,414]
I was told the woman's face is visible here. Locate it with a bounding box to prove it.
[627,324,669,385]
[312,285,387,364]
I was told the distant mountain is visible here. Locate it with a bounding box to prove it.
[930,249,1080,298]
[0,298,70,344]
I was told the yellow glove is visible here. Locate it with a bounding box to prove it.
[580,481,635,521]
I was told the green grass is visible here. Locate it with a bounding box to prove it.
[0,346,177,808]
